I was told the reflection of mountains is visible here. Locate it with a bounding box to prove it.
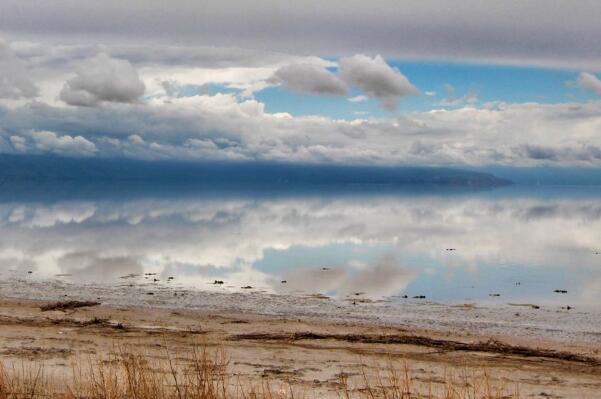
[0,154,510,201]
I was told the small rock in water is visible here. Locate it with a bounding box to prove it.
[241,285,252,289]
[554,289,568,294]
[213,280,224,285]
[413,295,426,299]
[281,280,287,284]
[321,267,330,271]
[489,293,501,297]
[401,295,408,298]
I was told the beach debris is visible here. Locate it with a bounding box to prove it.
[561,305,573,310]
[41,300,100,312]
[241,285,252,289]
[167,276,174,280]
[321,267,330,271]
[146,292,154,295]
[413,295,426,299]
[144,273,156,276]
[445,248,456,251]
[554,289,568,294]
[27,271,32,274]
[153,278,160,282]
[229,332,601,365]
[281,280,287,283]
[213,280,224,285]
[401,295,408,298]
[509,303,540,309]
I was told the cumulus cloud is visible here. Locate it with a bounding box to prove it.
[59,53,145,106]
[268,55,418,110]
[30,130,97,156]
[577,72,601,96]
[0,40,39,99]
[269,63,348,96]
[338,55,418,110]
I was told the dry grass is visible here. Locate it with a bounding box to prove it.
[0,343,520,399]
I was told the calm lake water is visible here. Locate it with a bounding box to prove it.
[1,183,600,309]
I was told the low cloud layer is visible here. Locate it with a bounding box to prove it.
[2,94,601,166]
[59,53,145,106]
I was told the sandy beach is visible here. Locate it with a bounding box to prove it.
[1,282,600,398]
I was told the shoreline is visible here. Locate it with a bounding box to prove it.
[0,295,600,397]
[1,277,600,347]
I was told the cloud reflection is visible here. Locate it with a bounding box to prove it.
[0,191,599,304]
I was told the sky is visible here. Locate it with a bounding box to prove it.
[1,1,601,167]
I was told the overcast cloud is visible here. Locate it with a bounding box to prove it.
[2,1,601,70]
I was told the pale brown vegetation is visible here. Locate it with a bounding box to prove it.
[0,342,520,399]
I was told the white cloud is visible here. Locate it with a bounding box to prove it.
[440,84,479,107]
[30,130,97,156]
[0,39,38,99]
[59,53,145,106]
[348,95,368,103]
[3,95,601,166]
[269,63,348,96]
[577,72,601,96]
[338,55,418,110]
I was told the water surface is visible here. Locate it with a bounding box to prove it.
[1,183,600,309]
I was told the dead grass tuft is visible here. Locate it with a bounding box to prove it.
[0,343,520,399]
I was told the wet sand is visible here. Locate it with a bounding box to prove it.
[0,297,600,398]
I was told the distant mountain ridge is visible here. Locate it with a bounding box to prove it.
[0,154,510,187]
